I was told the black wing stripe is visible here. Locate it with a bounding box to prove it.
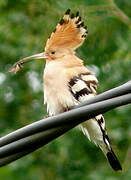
[73,88,90,100]
[79,72,91,76]
[69,76,78,86]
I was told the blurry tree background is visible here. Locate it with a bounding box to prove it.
[0,0,131,179]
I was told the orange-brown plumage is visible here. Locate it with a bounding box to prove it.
[45,9,88,52]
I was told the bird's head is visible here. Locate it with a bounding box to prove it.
[9,9,88,73]
[43,48,75,60]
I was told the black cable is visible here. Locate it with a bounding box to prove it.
[0,125,76,167]
[0,92,131,166]
[0,81,131,147]
[0,125,75,158]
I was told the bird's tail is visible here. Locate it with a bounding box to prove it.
[80,121,122,171]
[106,149,122,171]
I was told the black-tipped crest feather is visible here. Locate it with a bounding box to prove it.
[70,13,75,19]
[80,22,84,27]
[65,9,70,14]
[76,16,81,24]
[76,11,79,17]
[59,18,65,25]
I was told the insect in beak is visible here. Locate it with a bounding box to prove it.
[9,52,47,73]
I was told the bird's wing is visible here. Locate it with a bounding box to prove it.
[68,72,108,147]
[45,9,88,51]
[68,72,98,103]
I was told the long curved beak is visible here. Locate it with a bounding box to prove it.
[9,52,47,73]
[21,52,47,61]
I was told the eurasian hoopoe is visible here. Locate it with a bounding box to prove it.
[10,9,122,171]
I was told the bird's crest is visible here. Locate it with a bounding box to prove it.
[45,9,88,51]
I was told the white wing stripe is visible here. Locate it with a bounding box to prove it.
[71,79,87,92]
[81,74,98,83]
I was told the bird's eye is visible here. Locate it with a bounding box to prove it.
[51,51,55,54]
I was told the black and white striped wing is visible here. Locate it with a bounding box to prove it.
[68,72,98,103]
[68,72,108,148]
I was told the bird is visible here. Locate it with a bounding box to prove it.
[9,9,122,171]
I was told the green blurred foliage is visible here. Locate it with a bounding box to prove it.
[0,0,131,179]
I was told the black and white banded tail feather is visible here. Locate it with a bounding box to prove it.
[106,149,122,171]
[68,72,122,171]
